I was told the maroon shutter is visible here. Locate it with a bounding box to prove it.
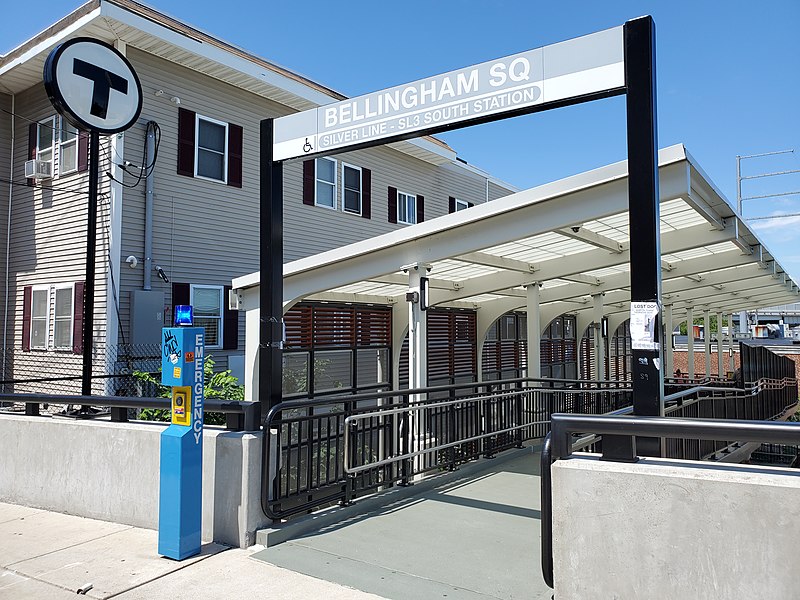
[223,285,238,349]
[449,196,456,213]
[227,123,243,188]
[73,281,85,354]
[302,160,315,205]
[468,201,475,208]
[388,186,398,223]
[416,194,425,224]
[27,123,37,187]
[77,131,89,172]
[22,286,32,351]
[361,168,371,219]
[177,108,196,177]
[171,283,191,327]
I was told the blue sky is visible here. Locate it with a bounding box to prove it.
[3,1,799,274]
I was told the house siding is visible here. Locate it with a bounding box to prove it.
[4,84,110,391]
[0,93,11,347]
[116,48,513,367]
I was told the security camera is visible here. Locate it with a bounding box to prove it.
[155,265,170,283]
[571,225,581,233]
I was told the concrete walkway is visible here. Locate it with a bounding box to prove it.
[253,448,551,600]
[0,448,550,600]
[0,503,385,599]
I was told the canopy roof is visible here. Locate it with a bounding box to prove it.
[233,144,799,324]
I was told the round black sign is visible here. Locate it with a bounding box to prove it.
[43,37,143,135]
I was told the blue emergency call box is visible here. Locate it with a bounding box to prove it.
[158,326,205,560]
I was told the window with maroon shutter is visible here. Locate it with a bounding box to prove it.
[361,168,371,219]
[21,286,32,351]
[388,187,398,223]
[77,131,89,172]
[27,123,37,187]
[302,160,315,205]
[223,285,238,349]
[177,108,196,177]
[72,282,85,354]
[416,194,424,223]
[227,124,243,188]
[449,196,456,213]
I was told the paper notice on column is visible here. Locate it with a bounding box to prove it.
[630,302,659,350]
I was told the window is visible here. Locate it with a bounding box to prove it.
[342,163,362,214]
[53,286,74,349]
[397,192,417,224]
[455,198,469,211]
[178,109,242,187]
[37,117,56,165]
[315,157,336,208]
[195,115,228,183]
[30,288,49,350]
[26,283,76,351]
[59,122,78,174]
[191,285,224,348]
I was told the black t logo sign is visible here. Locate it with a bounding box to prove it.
[72,58,128,119]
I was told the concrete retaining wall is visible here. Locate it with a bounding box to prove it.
[0,415,268,548]
[552,455,800,599]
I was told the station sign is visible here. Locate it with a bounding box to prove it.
[43,37,142,135]
[273,26,623,161]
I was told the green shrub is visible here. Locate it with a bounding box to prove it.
[134,355,243,425]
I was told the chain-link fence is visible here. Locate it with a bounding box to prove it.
[0,344,163,415]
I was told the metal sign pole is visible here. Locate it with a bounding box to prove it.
[624,16,664,456]
[81,129,100,397]
[260,119,284,413]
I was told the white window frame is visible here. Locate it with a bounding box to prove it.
[36,116,56,169]
[190,284,224,349]
[30,285,51,351]
[455,198,469,211]
[194,114,228,184]
[59,119,79,176]
[341,162,362,215]
[397,191,417,225]
[52,283,74,351]
[29,283,74,351]
[315,157,337,210]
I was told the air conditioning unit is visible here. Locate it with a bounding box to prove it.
[24,159,52,180]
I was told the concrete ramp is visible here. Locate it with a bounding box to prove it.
[252,448,552,600]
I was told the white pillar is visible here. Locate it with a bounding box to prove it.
[728,312,736,374]
[704,310,711,379]
[407,267,427,391]
[664,304,674,376]
[592,294,605,380]
[526,284,541,380]
[686,307,695,379]
[717,311,724,377]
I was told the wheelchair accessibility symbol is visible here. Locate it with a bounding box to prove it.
[303,137,313,153]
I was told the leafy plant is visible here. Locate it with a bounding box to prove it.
[134,355,243,425]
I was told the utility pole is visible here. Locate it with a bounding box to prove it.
[735,149,800,333]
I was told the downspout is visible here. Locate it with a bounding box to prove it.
[143,121,155,290]
[3,94,15,375]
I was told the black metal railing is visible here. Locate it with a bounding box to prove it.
[261,377,635,520]
[540,376,799,589]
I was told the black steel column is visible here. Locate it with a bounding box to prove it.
[81,130,100,397]
[624,16,663,456]
[260,119,284,412]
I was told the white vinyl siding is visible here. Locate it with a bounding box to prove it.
[315,157,336,209]
[397,191,417,224]
[191,284,223,349]
[195,114,228,183]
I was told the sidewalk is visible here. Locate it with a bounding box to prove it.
[0,502,386,600]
